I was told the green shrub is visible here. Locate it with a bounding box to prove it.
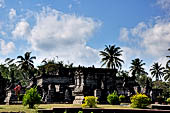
[22,87,41,108]
[78,111,83,113]
[107,91,119,105]
[130,93,151,108]
[82,96,98,108]
[156,96,164,104]
[166,98,170,103]
[119,95,125,102]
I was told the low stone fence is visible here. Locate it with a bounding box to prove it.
[38,107,170,113]
[152,104,170,110]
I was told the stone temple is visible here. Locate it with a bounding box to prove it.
[28,66,139,104]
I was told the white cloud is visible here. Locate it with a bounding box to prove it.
[130,22,147,37]
[0,39,15,55]
[141,22,170,57]
[119,28,129,41]
[12,20,30,38]
[68,4,72,9]
[28,7,101,66]
[0,0,5,8]
[73,0,80,4]
[119,18,170,73]
[120,47,142,71]
[9,8,16,20]
[156,0,170,11]
[120,20,170,58]
[0,31,6,36]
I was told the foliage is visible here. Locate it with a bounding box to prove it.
[166,98,170,103]
[100,44,124,69]
[38,58,74,75]
[82,96,98,108]
[166,48,170,69]
[156,96,164,103]
[150,62,165,81]
[152,80,170,98]
[136,74,152,88]
[17,52,36,71]
[130,93,151,108]
[0,58,25,86]
[117,70,129,77]
[164,68,170,82]
[22,87,41,109]
[119,95,125,102]
[130,58,146,78]
[107,91,119,105]
[17,52,36,80]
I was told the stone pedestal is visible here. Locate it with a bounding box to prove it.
[73,96,84,104]
[46,90,55,102]
[4,90,18,104]
[94,89,101,97]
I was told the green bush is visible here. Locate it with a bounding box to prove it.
[119,95,125,102]
[78,111,83,113]
[156,96,164,104]
[166,98,170,103]
[107,91,119,105]
[22,87,41,108]
[130,93,151,108]
[82,96,98,108]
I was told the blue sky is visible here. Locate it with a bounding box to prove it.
[0,0,170,73]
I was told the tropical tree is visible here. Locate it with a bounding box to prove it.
[100,45,124,69]
[130,58,146,78]
[0,58,24,86]
[4,58,16,84]
[117,70,129,77]
[164,68,170,81]
[150,62,165,81]
[164,48,170,82]
[166,48,170,68]
[17,52,36,79]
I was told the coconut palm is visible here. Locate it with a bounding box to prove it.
[17,52,36,71]
[166,48,170,68]
[164,48,170,81]
[150,62,165,81]
[100,45,124,69]
[130,58,146,78]
[17,52,36,79]
[164,68,170,81]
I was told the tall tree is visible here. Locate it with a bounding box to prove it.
[164,68,170,81]
[164,48,170,81]
[17,52,36,79]
[0,58,23,86]
[100,45,124,69]
[166,48,170,68]
[130,58,146,78]
[150,62,165,81]
[117,70,129,77]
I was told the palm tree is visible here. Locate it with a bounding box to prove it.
[17,52,36,79]
[117,70,129,77]
[130,58,146,78]
[166,48,170,68]
[150,62,165,81]
[17,52,36,70]
[164,68,170,81]
[164,49,170,81]
[100,45,124,69]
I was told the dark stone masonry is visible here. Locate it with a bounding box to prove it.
[0,66,153,104]
[29,67,139,104]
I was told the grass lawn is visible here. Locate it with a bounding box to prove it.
[0,104,133,113]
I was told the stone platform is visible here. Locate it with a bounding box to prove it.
[152,104,170,110]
